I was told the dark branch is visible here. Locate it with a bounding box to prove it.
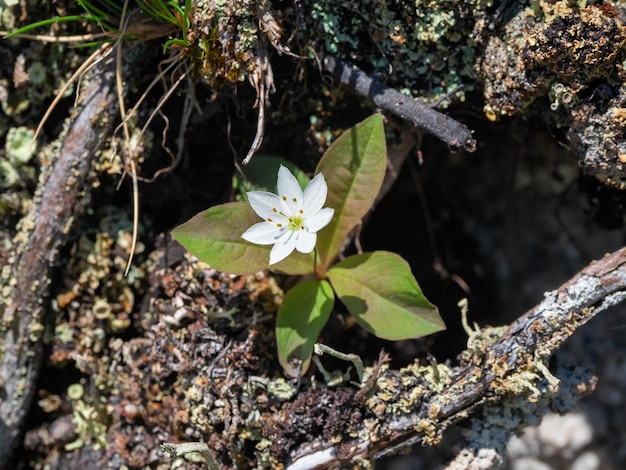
[322,56,476,152]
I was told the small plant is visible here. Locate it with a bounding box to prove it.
[172,114,445,376]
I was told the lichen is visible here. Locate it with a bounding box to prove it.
[456,364,596,468]
[0,160,21,189]
[5,1,622,467]
[187,0,495,106]
[569,85,626,188]
[0,0,20,30]
[5,126,35,166]
[66,399,110,451]
[301,0,494,105]
[477,2,626,119]
[27,61,47,86]
[548,82,578,111]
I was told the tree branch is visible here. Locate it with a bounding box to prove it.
[322,56,476,152]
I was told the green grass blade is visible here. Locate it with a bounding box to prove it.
[4,15,95,38]
[138,0,176,23]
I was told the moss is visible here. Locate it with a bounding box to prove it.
[191,0,261,87]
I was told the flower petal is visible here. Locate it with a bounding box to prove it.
[247,191,290,221]
[295,230,317,254]
[305,207,334,232]
[242,222,284,245]
[302,173,328,215]
[269,230,299,265]
[276,165,303,215]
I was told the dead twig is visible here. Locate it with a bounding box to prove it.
[243,41,274,165]
[353,350,391,403]
[322,56,476,152]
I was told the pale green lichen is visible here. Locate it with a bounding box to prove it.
[0,0,20,30]
[304,0,493,105]
[267,377,298,400]
[0,83,30,117]
[0,160,21,188]
[5,126,36,166]
[66,399,110,451]
[162,442,219,469]
[67,383,84,400]
[53,322,75,344]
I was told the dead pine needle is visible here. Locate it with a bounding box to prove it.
[31,43,112,148]
[113,0,140,277]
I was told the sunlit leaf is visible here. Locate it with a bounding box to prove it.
[171,202,314,275]
[276,279,334,377]
[315,114,387,268]
[327,251,445,340]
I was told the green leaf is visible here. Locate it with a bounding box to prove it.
[171,201,314,275]
[233,156,310,201]
[276,279,335,377]
[315,114,387,268]
[327,251,445,340]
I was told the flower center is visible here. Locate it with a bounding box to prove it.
[288,214,305,231]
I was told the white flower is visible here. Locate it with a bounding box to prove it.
[242,165,335,265]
